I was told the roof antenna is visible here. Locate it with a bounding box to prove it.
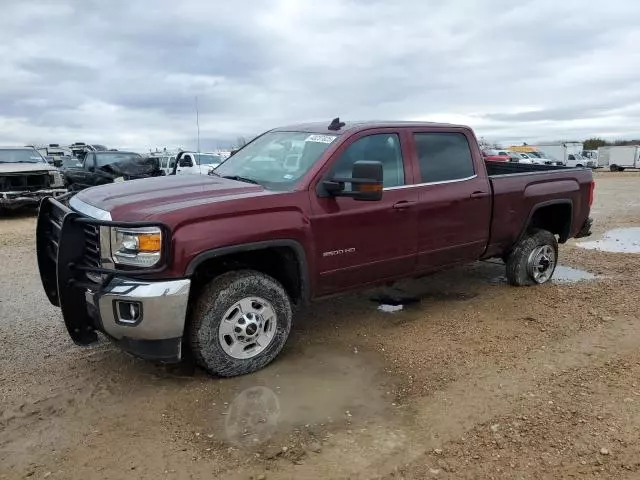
[328,117,345,131]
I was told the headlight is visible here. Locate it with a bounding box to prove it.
[110,227,162,267]
[49,171,64,187]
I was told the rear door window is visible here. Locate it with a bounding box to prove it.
[414,133,475,183]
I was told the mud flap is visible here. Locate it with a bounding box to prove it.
[575,217,593,239]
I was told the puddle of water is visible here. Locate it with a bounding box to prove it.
[577,227,640,253]
[174,347,393,448]
[552,265,597,284]
[491,265,597,285]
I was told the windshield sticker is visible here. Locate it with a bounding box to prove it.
[30,156,42,160]
[305,134,336,144]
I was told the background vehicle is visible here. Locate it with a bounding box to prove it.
[149,151,179,175]
[597,145,640,171]
[172,151,224,175]
[63,150,163,191]
[37,120,594,377]
[36,144,75,167]
[0,146,66,209]
[514,152,542,164]
[482,149,510,162]
[531,143,592,168]
[582,150,599,165]
[508,146,550,164]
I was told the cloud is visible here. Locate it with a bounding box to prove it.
[0,0,639,150]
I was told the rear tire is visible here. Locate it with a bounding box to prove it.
[189,270,292,377]
[610,165,619,172]
[505,229,558,286]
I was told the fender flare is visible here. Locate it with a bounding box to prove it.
[184,239,311,302]
[518,199,573,243]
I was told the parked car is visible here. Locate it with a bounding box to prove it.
[513,152,538,164]
[0,146,67,209]
[62,150,163,192]
[482,149,511,162]
[597,145,640,171]
[36,119,594,377]
[172,151,224,175]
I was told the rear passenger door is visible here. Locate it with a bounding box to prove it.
[410,130,492,271]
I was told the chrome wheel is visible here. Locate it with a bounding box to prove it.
[218,297,277,359]
[527,245,556,283]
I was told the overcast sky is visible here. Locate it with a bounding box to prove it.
[1,0,639,151]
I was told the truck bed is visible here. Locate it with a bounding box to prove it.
[485,161,571,176]
[483,161,593,259]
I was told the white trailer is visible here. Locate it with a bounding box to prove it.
[531,142,592,168]
[597,146,640,171]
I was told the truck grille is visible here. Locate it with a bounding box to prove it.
[82,224,101,269]
[0,172,50,192]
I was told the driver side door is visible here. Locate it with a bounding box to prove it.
[309,129,418,295]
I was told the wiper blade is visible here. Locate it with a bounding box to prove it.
[221,175,260,185]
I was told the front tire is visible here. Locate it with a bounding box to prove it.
[505,229,558,286]
[189,270,292,377]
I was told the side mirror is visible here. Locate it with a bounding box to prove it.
[322,160,383,201]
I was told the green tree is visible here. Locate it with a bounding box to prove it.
[583,138,607,150]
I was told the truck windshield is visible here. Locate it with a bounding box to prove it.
[95,152,142,167]
[0,149,46,164]
[214,131,339,190]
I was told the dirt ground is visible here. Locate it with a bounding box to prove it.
[1,171,639,480]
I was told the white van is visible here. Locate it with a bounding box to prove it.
[597,146,640,171]
[174,151,224,176]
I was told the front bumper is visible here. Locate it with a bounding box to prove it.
[575,217,593,239]
[0,188,67,209]
[85,277,191,362]
[36,197,186,363]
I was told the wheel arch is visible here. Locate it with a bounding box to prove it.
[185,240,310,306]
[519,199,573,244]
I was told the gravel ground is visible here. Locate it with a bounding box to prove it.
[1,171,639,480]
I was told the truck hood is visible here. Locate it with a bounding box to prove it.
[75,174,268,221]
[0,163,56,174]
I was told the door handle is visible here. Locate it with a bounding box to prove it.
[470,191,487,199]
[392,201,416,210]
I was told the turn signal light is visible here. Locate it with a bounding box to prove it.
[138,233,162,252]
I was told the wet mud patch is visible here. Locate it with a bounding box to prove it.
[578,227,640,253]
[490,265,599,285]
[165,346,400,456]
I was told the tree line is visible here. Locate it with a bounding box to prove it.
[583,138,640,150]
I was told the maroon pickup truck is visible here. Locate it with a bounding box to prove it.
[36,119,594,376]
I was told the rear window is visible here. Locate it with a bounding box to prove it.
[414,133,475,183]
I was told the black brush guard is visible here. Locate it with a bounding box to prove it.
[36,197,170,345]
